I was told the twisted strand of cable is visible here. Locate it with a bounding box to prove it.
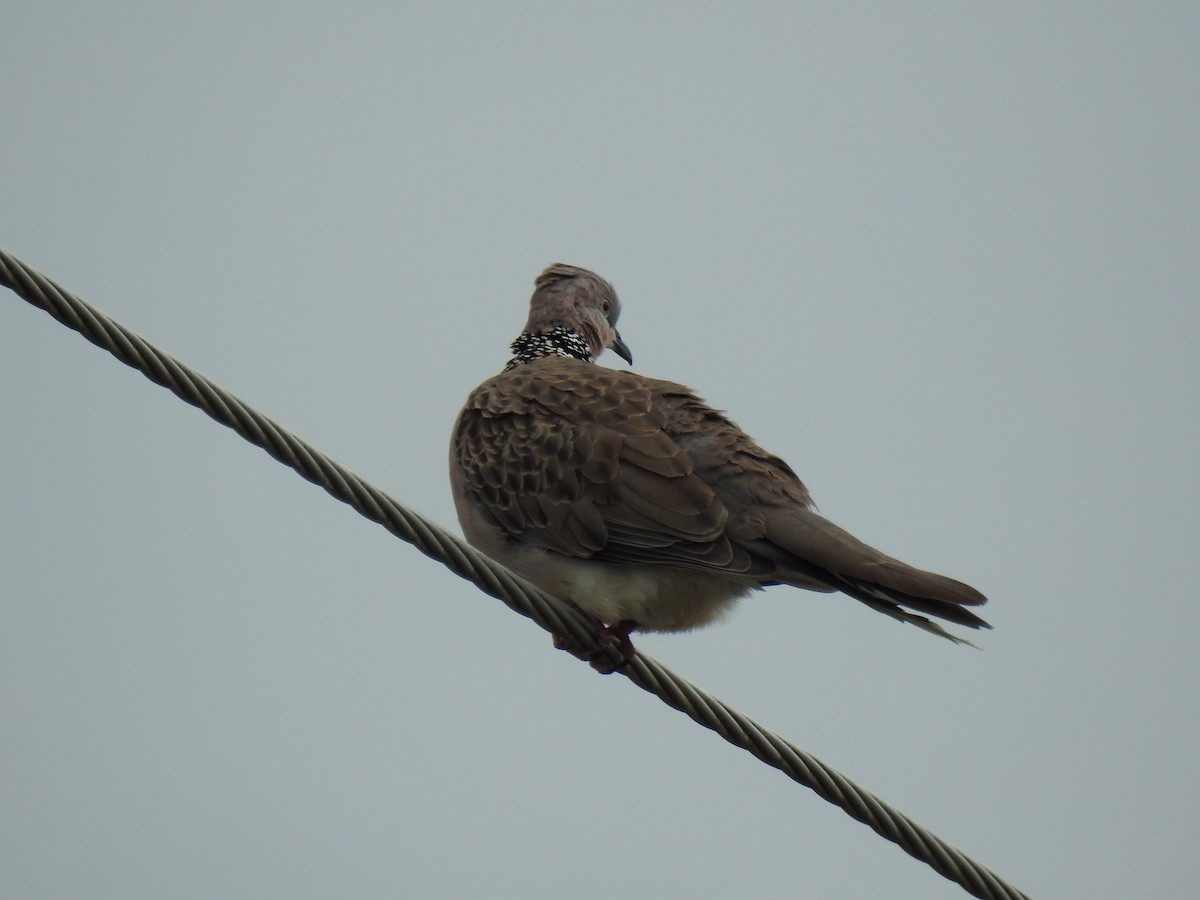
[1,245,1031,900]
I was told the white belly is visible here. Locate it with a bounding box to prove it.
[500,543,759,632]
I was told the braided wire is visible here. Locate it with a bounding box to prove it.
[1,245,1032,900]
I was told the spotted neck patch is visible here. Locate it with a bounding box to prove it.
[504,327,592,371]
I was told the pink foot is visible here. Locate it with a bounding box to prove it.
[553,618,640,673]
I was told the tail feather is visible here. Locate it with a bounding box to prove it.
[843,586,983,647]
[761,508,991,641]
[842,575,991,628]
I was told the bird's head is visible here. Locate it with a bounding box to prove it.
[525,263,633,364]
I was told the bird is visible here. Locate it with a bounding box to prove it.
[450,263,989,670]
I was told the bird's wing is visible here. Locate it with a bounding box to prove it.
[452,357,766,574]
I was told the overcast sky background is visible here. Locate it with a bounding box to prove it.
[3,4,1198,898]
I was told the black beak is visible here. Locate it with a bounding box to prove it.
[610,331,633,365]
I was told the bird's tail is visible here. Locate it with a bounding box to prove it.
[760,508,990,643]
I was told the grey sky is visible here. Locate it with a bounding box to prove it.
[3,4,1198,898]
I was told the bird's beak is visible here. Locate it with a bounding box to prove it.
[610,331,633,365]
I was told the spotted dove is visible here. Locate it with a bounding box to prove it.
[450,264,988,668]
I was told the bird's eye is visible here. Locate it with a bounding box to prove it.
[601,299,611,313]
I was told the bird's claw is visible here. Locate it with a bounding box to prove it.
[553,619,639,674]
